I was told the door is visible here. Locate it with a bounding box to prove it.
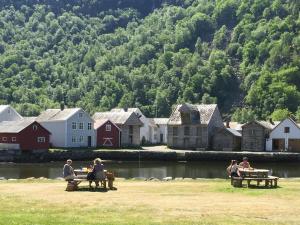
[88,136,92,147]
[160,134,163,143]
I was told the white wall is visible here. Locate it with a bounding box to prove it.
[157,124,167,144]
[66,109,96,148]
[40,121,66,147]
[0,106,23,122]
[266,118,300,151]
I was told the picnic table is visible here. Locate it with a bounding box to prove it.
[231,168,279,188]
[66,168,115,191]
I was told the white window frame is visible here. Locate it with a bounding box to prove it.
[12,137,16,142]
[106,124,111,132]
[79,122,84,130]
[79,136,84,143]
[2,137,7,141]
[72,122,77,130]
[72,136,76,143]
[79,113,83,118]
[37,137,46,143]
[87,122,92,130]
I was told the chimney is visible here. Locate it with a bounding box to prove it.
[269,118,274,125]
[124,107,128,112]
[60,102,65,111]
[226,120,230,128]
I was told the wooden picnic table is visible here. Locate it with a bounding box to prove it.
[239,168,269,178]
[72,168,115,189]
[231,168,278,188]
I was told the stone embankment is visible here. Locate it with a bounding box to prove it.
[1,149,300,163]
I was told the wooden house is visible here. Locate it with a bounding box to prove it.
[266,118,300,152]
[93,111,143,147]
[0,118,51,151]
[153,118,169,144]
[94,119,121,148]
[36,108,95,148]
[167,103,224,150]
[212,128,241,151]
[241,121,274,151]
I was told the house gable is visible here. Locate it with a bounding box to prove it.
[269,118,300,139]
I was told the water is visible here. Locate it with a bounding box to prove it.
[1,161,300,179]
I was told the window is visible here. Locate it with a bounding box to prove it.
[12,137,16,142]
[37,137,46,143]
[8,108,11,114]
[106,124,111,132]
[79,113,83,118]
[87,123,92,130]
[32,125,38,131]
[250,129,255,135]
[181,112,191,124]
[184,126,190,136]
[2,137,7,141]
[79,122,84,130]
[72,136,76,143]
[173,127,178,136]
[79,136,84,143]
[284,127,290,133]
[72,122,77,130]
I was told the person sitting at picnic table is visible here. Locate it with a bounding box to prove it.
[89,158,105,188]
[63,159,77,180]
[227,160,240,177]
[239,157,253,169]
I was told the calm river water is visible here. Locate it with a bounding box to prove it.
[0,161,300,179]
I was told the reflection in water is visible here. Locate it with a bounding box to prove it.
[0,161,299,179]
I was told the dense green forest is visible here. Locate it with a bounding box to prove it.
[0,0,299,122]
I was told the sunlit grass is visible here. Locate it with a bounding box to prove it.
[0,179,300,225]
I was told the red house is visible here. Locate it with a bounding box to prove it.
[94,119,121,148]
[0,118,51,151]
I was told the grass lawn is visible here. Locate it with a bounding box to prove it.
[0,179,300,225]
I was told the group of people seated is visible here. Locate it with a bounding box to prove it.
[227,157,252,178]
[63,158,106,188]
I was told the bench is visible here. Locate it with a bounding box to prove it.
[231,176,279,188]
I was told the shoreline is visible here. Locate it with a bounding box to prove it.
[1,148,300,163]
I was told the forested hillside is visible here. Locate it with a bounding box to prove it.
[0,0,299,122]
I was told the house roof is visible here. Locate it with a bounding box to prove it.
[168,104,218,125]
[0,118,42,133]
[36,108,81,122]
[94,119,121,130]
[153,118,169,125]
[242,120,276,130]
[93,112,143,126]
[226,128,242,137]
[0,105,10,113]
[270,117,300,134]
[224,122,243,131]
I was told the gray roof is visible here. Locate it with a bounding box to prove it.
[226,128,242,137]
[242,120,275,130]
[153,118,169,125]
[36,108,81,122]
[93,111,143,126]
[168,104,218,125]
[0,118,36,133]
[0,105,9,113]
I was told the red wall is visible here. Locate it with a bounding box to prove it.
[96,121,120,148]
[0,122,50,151]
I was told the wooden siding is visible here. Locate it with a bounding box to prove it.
[212,129,241,151]
[96,120,120,148]
[242,122,269,151]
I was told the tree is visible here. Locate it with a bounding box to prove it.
[270,109,291,121]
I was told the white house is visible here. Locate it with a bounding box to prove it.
[266,118,300,152]
[110,108,157,144]
[36,108,95,148]
[0,105,23,122]
[153,118,168,144]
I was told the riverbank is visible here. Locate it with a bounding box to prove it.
[1,146,300,163]
[0,179,300,225]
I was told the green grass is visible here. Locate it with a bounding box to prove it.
[0,179,300,225]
